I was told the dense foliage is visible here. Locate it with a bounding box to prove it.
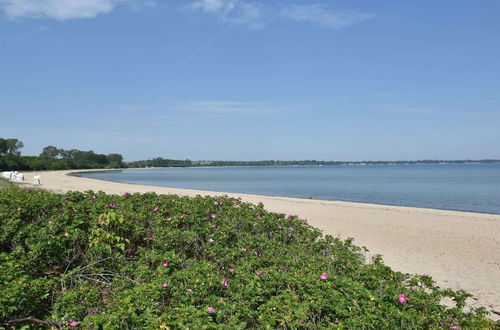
[0,187,495,329]
[0,137,192,171]
[0,139,127,171]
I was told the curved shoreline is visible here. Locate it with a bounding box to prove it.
[19,169,500,319]
[73,166,500,216]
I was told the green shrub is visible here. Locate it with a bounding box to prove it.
[0,187,495,329]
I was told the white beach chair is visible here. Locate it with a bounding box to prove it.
[15,173,24,182]
[33,175,41,185]
[10,171,18,180]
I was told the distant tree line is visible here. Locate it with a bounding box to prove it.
[0,138,127,171]
[192,159,500,166]
[1,137,498,172]
[128,157,192,168]
[0,137,193,171]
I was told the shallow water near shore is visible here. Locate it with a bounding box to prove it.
[77,163,500,214]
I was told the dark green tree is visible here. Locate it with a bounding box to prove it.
[0,138,24,156]
[40,145,61,159]
[106,153,124,168]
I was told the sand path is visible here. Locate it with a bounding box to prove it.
[18,169,500,320]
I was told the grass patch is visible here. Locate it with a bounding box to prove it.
[0,178,12,189]
[0,187,495,329]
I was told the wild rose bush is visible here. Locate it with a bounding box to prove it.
[0,187,495,329]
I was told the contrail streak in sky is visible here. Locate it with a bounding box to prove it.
[182,23,232,64]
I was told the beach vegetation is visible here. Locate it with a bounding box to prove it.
[0,187,495,329]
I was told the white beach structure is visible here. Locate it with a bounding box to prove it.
[2,171,13,179]
[33,175,41,185]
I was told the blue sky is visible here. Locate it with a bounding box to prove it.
[1,0,499,161]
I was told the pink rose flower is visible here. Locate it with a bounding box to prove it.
[320,272,328,280]
[207,307,215,313]
[162,261,169,267]
[398,293,408,303]
[69,321,78,327]
[162,282,168,288]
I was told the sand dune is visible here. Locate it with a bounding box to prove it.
[18,169,500,320]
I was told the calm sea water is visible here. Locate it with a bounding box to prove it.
[77,164,500,214]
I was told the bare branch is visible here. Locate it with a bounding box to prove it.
[0,317,62,329]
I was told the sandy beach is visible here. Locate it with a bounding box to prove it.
[17,169,500,320]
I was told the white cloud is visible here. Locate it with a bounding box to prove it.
[188,0,264,29]
[181,100,281,117]
[368,104,433,115]
[378,104,433,115]
[114,136,155,143]
[389,107,433,115]
[280,4,373,29]
[113,99,286,119]
[0,0,152,20]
